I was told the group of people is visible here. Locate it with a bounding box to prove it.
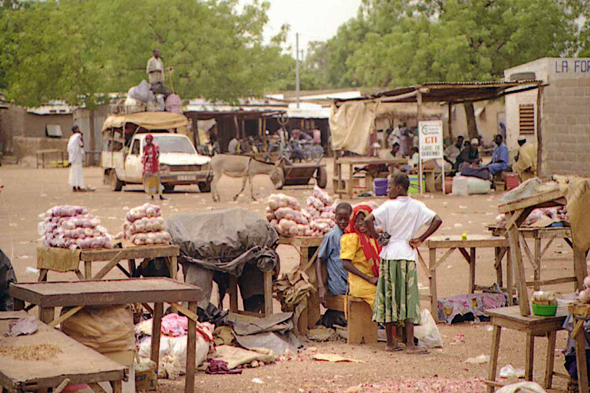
[316,172,442,353]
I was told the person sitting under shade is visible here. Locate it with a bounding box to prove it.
[454,138,480,171]
[513,136,537,181]
[485,134,509,176]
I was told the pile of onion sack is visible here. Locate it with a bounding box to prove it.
[39,205,112,250]
[121,203,171,246]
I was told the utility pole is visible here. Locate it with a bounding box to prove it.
[296,32,300,109]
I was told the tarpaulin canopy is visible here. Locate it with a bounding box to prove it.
[101,112,189,132]
[166,208,280,276]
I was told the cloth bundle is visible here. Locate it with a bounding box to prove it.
[121,203,171,246]
[39,205,112,250]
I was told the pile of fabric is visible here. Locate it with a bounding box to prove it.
[273,269,315,334]
[38,205,112,250]
[265,187,338,237]
[120,203,171,246]
[136,313,214,380]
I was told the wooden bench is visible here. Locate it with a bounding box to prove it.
[326,295,377,345]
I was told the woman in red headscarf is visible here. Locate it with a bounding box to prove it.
[142,134,165,200]
[340,204,381,310]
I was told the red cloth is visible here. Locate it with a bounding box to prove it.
[345,204,381,277]
[142,142,159,174]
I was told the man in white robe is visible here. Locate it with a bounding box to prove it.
[68,125,85,192]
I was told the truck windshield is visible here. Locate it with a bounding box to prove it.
[148,135,196,154]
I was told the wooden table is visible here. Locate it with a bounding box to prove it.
[36,149,66,169]
[0,311,127,393]
[334,157,407,199]
[279,236,324,334]
[568,303,590,393]
[498,189,587,316]
[10,278,199,393]
[37,245,180,282]
[488,226,577,290]
[424,235,511,322]
[485,305,569,393]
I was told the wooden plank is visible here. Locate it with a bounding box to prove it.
[80,245,179,262]
[84,261,92,281]
[507,218,530,316]
[326,295,345,312]
[169,256,178,280]
[429,248,455,273]
[519,235,537,270]
[10,278,199,307]
[458,248,471,264]
[507,249,514,306]
[185,302,198,393]
[38,307,54,324]
[92,251,124,280]
[498,189,566,214]
[115,263,131,278]
[469,248,476,294]
[150,303,163,366]
[38,269,48,282]
[539,235,556,260]
[416,249,431,278]
[111,380,122,393]
[426,236,508,249]
[486,305,568,326]
[544,330,556,389]
[88,383,107,393]
[525,276,576,287]
[229,275,239,313]
[278,236,324,248]
[574,246,587,291]
[486,325,502,393]
[48,306,83,328]
[429,248,438,323]
[569,303,590,318]
[74,270,85,281]
[264,270,273,316]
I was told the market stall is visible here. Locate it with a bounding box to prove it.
[334,156,407,199]
[0,311,127,393]
[10,278,200,393]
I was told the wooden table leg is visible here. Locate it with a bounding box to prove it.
[574,246,587,291]
[507,248,513,306]
[575,317,590,393]
[487,324,502,393]
[494,247,503,289]
[337,161,343,198]
[128,259,137,277]
[38,269,48,282]
[229,275,239,313]
[110,380,122,393]
[39,307,55,324]
[507,219,530,316]
[170,256,178,280]
[150,303,163,366]
[544,330,557,389]
[185,301,197,393]
[263,270,273,317]
[469,247,476,294]
[84,261,92,280]
[525,332,535,381]
[348,163,353,199]
[429,248,438,323]
[533,237,541,291]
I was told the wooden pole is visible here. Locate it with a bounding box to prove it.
[417,90,423,194]
[447,103,454,142]
[536,86,544,179]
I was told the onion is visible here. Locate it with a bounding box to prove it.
[580,289,590,304]
[584,276,590,289]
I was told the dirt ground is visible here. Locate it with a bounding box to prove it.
[0,159,581,392]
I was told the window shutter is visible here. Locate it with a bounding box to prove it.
[519,104,535,135]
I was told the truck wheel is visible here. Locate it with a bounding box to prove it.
[316,167,327,189]
[110,171,124,192]
[163,184,175,192]
[198,181,212,193]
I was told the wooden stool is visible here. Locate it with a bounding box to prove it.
[485,306,568,393]
[347,296,377,345]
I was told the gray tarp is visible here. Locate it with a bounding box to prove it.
[166,208,280,277]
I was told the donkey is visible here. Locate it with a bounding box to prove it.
[210,154,281,202]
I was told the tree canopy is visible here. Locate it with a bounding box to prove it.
[0,0,293,107]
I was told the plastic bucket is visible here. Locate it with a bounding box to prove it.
[409,175,425,194]
[374,178,389,196]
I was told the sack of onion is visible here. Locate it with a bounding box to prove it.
[121,203,171,246]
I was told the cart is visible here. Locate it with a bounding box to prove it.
[272,157,327,189]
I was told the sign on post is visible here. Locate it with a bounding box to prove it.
[418,121,444,194]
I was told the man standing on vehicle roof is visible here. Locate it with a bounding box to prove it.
[146,49,164,86]
[142,134,165,200]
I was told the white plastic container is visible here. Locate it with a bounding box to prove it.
[452,176,469,196]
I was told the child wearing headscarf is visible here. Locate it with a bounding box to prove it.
[340,204,381,309]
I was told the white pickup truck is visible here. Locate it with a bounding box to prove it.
[101,112,212,192]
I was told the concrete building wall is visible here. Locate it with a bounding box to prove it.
[505,57,590,177]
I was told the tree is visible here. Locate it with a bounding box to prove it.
[348,0,585,139]
[0,0,291,107]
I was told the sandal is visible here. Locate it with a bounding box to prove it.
[386,342,406,352]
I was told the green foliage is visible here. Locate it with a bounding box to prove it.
[0,0,292,107]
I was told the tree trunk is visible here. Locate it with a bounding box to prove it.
[464,103,479,141]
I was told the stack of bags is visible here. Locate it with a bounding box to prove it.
[265,187,339,238]
[122,203,172,246]
[39,206,112,250]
